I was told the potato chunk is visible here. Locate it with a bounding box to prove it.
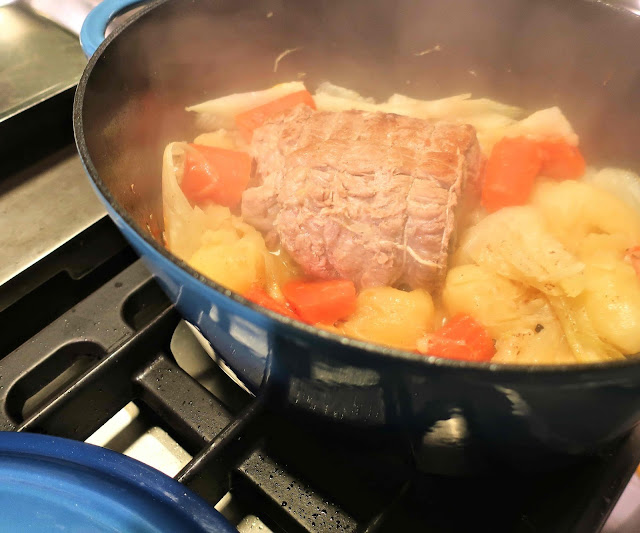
[571,233,640,355]
[340,287,434,350]
[189,235,265,294]
[443,265,544,338]
[531,179,640,252]
[443,265,579,364]
[576,233,629,268]
[492,319,576,365]
[580,262,640,354]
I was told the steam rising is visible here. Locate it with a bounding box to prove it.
[86,0,640,239]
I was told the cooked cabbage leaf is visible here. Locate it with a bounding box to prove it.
[476,107,578,153]
[186,81,307,129]
[457,206,585,297]
[548,295,624,363]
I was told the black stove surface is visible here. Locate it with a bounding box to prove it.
[0,209,639,533]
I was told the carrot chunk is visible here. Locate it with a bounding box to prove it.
[424,314,495,362]
[282,279,356,325]
[244,285,299,319]
[481,136,542,213]
[235,90,316,142]
[180,144,252,207]
[537,141,586,180]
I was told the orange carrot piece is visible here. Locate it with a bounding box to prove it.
[244,285,299,319]
[424,314,495,362]
[235,90,316,142]
[481,136,542,213]
[180,144,252,207]
[282,279,356,325]
[537,141,586,180]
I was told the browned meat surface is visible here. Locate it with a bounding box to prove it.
[241,106,481,289]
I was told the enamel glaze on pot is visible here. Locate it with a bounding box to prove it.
[74,0,640,472]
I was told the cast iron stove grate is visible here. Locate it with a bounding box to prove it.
[0,221,638,533]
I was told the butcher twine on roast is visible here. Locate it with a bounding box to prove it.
[241,105,482,290]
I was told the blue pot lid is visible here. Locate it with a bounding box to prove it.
[0,432,236,533]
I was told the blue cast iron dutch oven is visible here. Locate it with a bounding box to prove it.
[74,0,640,472]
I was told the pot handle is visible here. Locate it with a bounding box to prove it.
[80,0,148,58]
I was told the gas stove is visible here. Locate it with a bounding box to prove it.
[1,3,640,532]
